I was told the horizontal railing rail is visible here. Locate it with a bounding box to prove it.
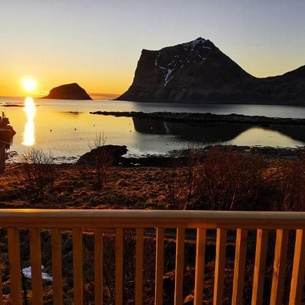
[1,209,305,228]
[0,209,304,305]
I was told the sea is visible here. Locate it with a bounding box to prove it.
[1,97,305,163]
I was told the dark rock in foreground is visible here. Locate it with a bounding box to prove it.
[77,145,128,165]
[117,37,305,105]
[43,83,92,100]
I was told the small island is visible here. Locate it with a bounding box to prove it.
[42,83,92,100]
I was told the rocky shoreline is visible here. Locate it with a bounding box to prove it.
[89,110,305,165]
[90,111,305,126]
[75,144,305,168]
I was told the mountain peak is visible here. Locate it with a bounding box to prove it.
[182,37,210,49]
[117,37,250,101]
[189,37,207,45]
[117,38,305,105]
[161,37,210,51]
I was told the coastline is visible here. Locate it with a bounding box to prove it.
[90,110,305,126]
[1,144,305,210]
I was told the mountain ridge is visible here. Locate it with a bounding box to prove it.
[117,38,305,105]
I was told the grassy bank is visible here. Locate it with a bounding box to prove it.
[1,147,305,304]
[1,146,305,211]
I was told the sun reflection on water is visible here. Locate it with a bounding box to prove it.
[22,97,36,146]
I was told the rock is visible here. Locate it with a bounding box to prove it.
[77,145,128,165]
[43,83,92,100]
[0,142,5,173]
[116,37,305,105]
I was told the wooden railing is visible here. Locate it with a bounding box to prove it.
[0,209,305,305]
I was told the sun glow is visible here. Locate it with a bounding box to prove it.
[22,97,36,146]
[21,76,38,93]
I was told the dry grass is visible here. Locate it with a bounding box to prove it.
[0,164,172,209]
[1,149,305,212]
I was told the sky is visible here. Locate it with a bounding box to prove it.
[1,0,305,98]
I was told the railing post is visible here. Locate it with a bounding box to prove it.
[135,228,144,305]
[213,228,227,305]
[52,228,63,305]
[155,227,164,305]
[7,228,22,305]
[30,228,43,305]
[232,229,248,305]
[194,228,206,305]
[270,229,289,305]
[0,244,2,305]
[73,228,83,305]
[251,229,268,305]
[289,229,305,305]
[115,228,124,305]
[95,228,104,305]
[174,228,185,305]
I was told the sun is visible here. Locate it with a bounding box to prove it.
[21,76,38,93]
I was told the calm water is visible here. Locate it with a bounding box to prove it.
[1,97,305,162]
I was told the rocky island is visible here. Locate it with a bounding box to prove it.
[117,37,305,105]
[43,83,92,100]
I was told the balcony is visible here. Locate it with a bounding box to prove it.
[0,209,305,305]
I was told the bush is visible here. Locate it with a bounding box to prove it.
[20,149,55,202]
[88,132,113,190]
[193,147,265,210]
[167,149,203,210]
[275,157,305,211]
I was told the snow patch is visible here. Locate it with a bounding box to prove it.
[163,121,171,134]
[191,38,206,47]
[185,38,211,51]
[155,52,161,67]
[22,266,53,282]
[164,68,174,87]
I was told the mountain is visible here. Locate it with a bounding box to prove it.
[117,38,305,105]
[43,83,92,100]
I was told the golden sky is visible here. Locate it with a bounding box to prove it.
[1,0,305,98]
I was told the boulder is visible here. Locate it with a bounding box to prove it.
[77,145,128,166]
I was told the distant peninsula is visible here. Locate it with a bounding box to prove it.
[42,83,92,100]
[117,37,305,105]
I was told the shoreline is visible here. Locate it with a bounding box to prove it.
[90,110,305,126]
[77,144,305,168]
[118,145,305,167]
[6,144,305,167]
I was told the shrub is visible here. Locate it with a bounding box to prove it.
[167,149,203,210]
[20,148,55,202]
[88,132,113,190]
[275,157,305,211]
[193,147,265,210]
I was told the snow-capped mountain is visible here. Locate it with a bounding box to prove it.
[117,38,305,105]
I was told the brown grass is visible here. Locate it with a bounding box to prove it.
[1,149,305,212]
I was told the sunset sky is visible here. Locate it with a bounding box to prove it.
[1,0,305,98]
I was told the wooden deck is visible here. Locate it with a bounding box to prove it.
[0,209,305,305]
